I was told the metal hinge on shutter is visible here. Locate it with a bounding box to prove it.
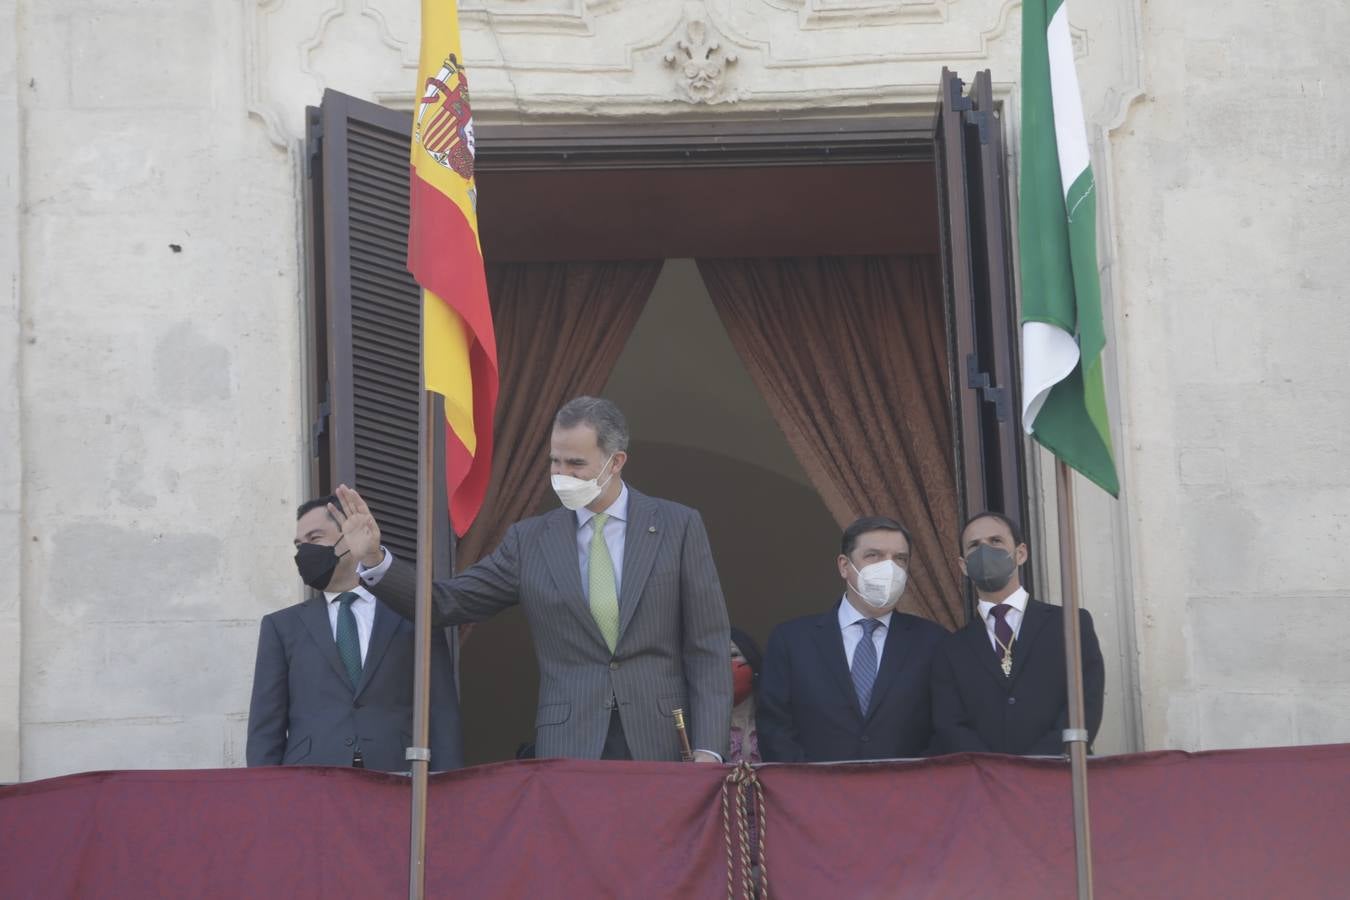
[966,108,995,145]
[967,353,1010,422]
[305,109,323,177]
[947,75,973,113]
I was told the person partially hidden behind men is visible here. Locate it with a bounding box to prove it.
[333,396,732,762]
[757,516,947,762]
[245,496,463,771]
[930,511,1105,756]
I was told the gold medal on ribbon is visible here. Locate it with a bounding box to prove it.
[995,634,1015,677]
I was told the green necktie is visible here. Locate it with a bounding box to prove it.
[588,513,620,652]
[335,592,363,689]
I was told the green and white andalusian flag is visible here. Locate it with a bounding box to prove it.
[1019,0,1119,497]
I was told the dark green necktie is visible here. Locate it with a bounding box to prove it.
[335,592,363,689]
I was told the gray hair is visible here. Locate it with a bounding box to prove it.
[554,396,630,454]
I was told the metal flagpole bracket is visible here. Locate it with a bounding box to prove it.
[1062,729,1089,744]
[405,747,431,763]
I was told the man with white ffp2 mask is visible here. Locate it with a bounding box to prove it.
[345,395,733,763]
[756,516,947,762]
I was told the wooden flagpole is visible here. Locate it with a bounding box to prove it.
[1055,458,1094,899]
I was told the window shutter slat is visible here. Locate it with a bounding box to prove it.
[307,90,453,577]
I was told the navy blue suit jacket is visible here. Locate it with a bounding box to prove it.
[930,598,1105,756]
[756,601,947,762]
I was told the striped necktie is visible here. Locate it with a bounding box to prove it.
[851,618,882,713]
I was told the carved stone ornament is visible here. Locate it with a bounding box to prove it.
[242,0,1140,139]
[663,12,739,103]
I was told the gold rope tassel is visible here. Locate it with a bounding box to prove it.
[720,760,769,899]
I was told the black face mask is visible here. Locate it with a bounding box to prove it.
[964,544,1017,593]
[294,539,350,591]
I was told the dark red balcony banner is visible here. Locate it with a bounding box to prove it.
[2,745,1347,898]
[761,744,1350,899]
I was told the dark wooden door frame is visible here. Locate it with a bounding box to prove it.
[305,93,1028,619]
[475,116,936,172]
[934,68,1031,611]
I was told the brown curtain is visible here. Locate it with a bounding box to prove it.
[455,260,664,568]
[697,255,962,628]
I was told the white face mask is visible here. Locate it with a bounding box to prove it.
[849,560,908,610]
[551,453,616,511]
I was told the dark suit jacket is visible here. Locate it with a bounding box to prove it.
[245,594,463,772]
[930,598,1105,756]
[757,601,947,762]
[372,488,732,761]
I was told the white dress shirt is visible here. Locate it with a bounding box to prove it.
[838,597,893,669]
[575,483,628,598]
[358,549,392,585]
[324,584,377,663]
[976,586,1030,652]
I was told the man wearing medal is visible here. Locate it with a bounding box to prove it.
[930,512,1106,756]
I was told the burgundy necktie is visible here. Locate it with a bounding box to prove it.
[990,603,1014,661]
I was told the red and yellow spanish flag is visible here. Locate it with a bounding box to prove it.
[408,1,497,535]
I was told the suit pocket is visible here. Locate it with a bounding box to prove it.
[656,696,688,718]
[535,703,571,727]
[283,735,312,764]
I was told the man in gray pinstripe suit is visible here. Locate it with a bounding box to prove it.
[332,397,732,763]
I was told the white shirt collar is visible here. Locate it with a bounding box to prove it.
[837,594,894,631]
[576,482,629,529]
[977,586,1029,620]
[323,584,376,604]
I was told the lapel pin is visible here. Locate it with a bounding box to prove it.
[648,525,657,533]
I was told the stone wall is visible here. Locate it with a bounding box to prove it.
[1111,3,1350,748]
[12,0,307,779]
[1,0,22,782]
[5,0,1346,779]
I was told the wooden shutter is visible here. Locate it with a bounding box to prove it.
[303,89,452,578]
[934,69,1029,559]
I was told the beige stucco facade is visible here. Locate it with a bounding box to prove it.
[1,0,1346,781]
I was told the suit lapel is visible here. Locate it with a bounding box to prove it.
[863,614,915,718]
[961,615,1008,686]
[299,595,352,687]
[354,600,398,698]
[1010,599,1053,684]
[543,506,586,602]
[814,604,861,717]
[617,489,661,640]
[542,505,609,648]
